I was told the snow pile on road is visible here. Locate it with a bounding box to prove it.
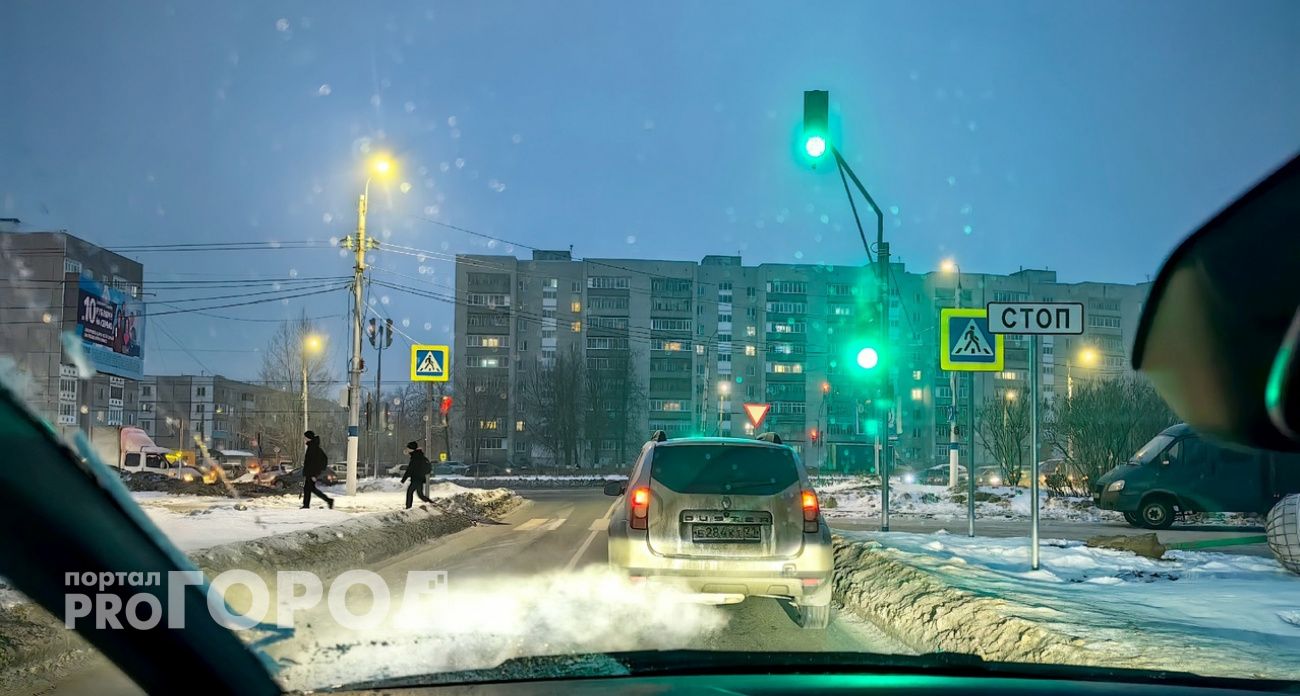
[819,480,1115,523]
[132,482,490,552]
[835,531,1300,680]
[269,565,728,691]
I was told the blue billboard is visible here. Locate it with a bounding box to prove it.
[76,277,145,380]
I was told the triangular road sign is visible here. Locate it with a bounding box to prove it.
[418,351,443,374]
[743,403,771,429]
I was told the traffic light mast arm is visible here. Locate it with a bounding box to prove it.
[831,146,884,260]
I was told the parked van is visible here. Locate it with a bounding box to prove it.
[1094,423,1300,528]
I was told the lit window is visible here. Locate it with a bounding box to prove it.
[746,326,756,337]
[744,345,756,356]
[912,370,922,380]
[516,420,525,432]
[911,388,924,401]
[571,300,582,312]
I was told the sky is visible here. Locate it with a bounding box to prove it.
[3,0,1298,383]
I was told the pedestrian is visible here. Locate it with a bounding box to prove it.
[302,431,334,510]
[401,441,434,509]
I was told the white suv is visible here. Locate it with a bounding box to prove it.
[605,432,835,628]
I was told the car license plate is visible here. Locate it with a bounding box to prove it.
[691,524,761,543]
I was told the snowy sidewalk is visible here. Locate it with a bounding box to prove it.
[835,530,1300,680]
[131,480,499,552]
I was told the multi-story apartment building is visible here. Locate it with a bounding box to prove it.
[0,223,145,456]
[453,251,1148,471]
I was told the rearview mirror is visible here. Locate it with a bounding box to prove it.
[1132,154,1300,451]
[603,481,626,497]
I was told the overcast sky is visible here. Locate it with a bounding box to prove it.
[3,0,1298,382]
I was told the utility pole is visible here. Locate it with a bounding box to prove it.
[342,186,376,495]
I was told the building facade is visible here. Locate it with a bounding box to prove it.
[453,251,1149,470]
[0,224,145,457]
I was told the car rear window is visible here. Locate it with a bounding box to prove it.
[649,444,799,495]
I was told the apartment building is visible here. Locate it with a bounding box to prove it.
[0,224,145,454]
[453,251,1148,470]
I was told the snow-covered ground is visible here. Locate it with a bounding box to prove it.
[843,530,1300,678]
[132,481,487,553]
[818,479,1263,526]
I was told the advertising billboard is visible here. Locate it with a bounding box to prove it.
[76,277,145,380]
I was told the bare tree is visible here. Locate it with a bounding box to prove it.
[976,395,1031,486]
[519,346,586,469]
[453,370,504,464]
[1044,377,1176,493]
[584,350,645,468]
[256,314,334,465]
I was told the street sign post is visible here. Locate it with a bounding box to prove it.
[410,345,450,382]
[985,302,1086,571]
[743,403,771,430]
[940,308,1004,372]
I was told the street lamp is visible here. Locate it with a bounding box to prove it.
[940,260,963,489]
[302,333,324,436]
[717,381,731,436]
[1067,346,1099,400]
[341,154,396,496]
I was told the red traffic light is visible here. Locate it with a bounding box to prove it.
[439,396,453,416]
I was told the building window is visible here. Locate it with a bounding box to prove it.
[468,335,508,348]
[912,370,922,380]
[828,283,854,296]
[587,276,629,289]
[571,321,582,333]
[650,318,692,332]
[516,420,525,432]
[478,437,506,450]
[744,345,756,356]
[479,419,501,431]
[766,321,806,334]
[765,302,806,314]
[587,337,629,350]
[514,440,527,453]
[570,300,582,312]
[695,345,705,355]
[468,293,511,308]
[1089,314,1121,329]
[746,326,756,337]
[911,388,924,401]
[653,339,686,352]
[467,356,503,368]
[767,362,804,374]
[196,386,207,396]
[766,281,807,294]
[63,258,82,275]
[718,313,732,323]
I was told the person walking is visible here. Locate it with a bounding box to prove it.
[401,441,434,509]
[302,431,334,510]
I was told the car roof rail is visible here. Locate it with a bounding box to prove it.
[756,432,783,444]
[649,430,668,443]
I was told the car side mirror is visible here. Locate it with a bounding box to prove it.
[1160,457,1171,467]
[603,481,626,497]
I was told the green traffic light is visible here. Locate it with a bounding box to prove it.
[856,346,879,370]
[805,135,827,158]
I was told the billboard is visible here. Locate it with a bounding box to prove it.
[76,277,145,380]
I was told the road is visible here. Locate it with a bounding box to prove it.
[42,488,909,695]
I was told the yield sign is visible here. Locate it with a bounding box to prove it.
[743,403,771,429]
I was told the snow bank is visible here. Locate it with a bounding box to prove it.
[834,532,1300,680]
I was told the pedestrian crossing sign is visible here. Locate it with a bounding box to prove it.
[940,308,1004,372]
[411,344,450,382]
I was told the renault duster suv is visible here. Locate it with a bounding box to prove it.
[605,432,834,628]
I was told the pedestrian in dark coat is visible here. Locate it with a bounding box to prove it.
[302,431,334,509]
[402,441,434,509]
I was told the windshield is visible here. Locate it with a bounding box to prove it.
[3,1,1300,692]
[651,445,799,495]
[1131,434,1175,465]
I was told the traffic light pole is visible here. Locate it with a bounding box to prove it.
[342,180,377,497]
[830,146,891,532]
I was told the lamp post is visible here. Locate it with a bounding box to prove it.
[717,381,731,436]
[341,155,394,496]
[940,260,963,489]
[302,334,323,436]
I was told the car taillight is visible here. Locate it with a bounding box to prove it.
[802,489,819,533]
[630,486,650,530]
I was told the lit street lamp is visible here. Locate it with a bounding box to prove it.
[940,259,963,489]
[1067,346,1099,400]
[302,333,324,436]
[341,154,395,496]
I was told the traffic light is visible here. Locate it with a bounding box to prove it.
[384,318,394,347]
[439,396,453,416]
[810,428,820,443]
[802,90,830,164]
[367,318,377,347]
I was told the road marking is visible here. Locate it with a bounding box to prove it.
[541,517,567,531]
[516,518,548,531]
[564,499,622,572]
